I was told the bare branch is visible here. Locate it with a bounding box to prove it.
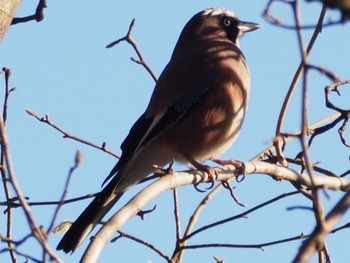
[182,191,299,242]
[180,222,349,253]
[47,150,82,235]
[293,191,350,263]
[111,230,171,261]
[26,109,120,158]
[80,161,350,262]
[325,80,350,147]
[0,98,62,262]
[221,180,246,207]
[1,67,16,262]
[173,189,182,243]
[106,19,158,82]
[274,4,327,167]
[11,0,47,25]
[307,64,341,82]
[263,0,343,28]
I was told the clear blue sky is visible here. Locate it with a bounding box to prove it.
[1,1,350,262]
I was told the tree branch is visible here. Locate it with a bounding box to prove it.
[26,109,120,159]
[106,18,158,83]
[11,0,47,25]
[80,161,350,262]
[293,191,350,263]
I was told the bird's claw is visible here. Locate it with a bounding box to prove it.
[192,163,218,192]
[211,158,245,180]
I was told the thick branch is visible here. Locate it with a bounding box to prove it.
[0,0,21,41]
[80,161,350,262]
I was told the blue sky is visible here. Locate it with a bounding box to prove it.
[1,1,350,262]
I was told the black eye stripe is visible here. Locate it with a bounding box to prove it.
[220,16,240,43]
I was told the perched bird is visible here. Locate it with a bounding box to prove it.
[57,7,260,253]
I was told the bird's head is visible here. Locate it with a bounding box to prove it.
[176,8,260,48]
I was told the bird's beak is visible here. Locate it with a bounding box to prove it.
[237,20,261,33]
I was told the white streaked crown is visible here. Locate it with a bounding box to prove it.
[201,8,236,18]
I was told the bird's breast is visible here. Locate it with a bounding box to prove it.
[164,60,250,162]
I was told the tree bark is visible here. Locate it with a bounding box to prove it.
[0,0,21,42]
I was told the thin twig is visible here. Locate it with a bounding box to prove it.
[273,4,327,166]
[0,192,97,208]
[263,0,342,28]
[263,0,284,25]
[2,67,16,125]
[47,150,82,234]
[295,113,347,160]
[221,180,246,207]
[253,113,341,161]
[182,191,299,241]
[171,188,182,261]
[325,80,350,147]
[286,158,339,178]
[176,179,224,262]
[293,2,327,258]
[173,188,182,244]
[0,67,17,262]
[136,204,157,220]
[307,64,341,82]
[26,109,120,158]
[106,19,158,83]
[111,230,171,261]
[1,248,43,263]
[182,221,350,252]
[293,192,350,263]
[0,100,62,262]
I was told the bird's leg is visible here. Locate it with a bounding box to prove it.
[185,154,218,189]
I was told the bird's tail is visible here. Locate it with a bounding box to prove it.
[56,178,123,253]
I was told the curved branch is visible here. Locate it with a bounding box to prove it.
[80,161,350,262]
[274,5,327,166]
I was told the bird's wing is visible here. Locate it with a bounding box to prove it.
[103,66,218,185]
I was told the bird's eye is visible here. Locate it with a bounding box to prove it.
[223,18,231,27]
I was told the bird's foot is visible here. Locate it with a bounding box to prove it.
[211,158,246,182]
[153,159,175,176]
[193,162,218,187]
[186,155,218,191]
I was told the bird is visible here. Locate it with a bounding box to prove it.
[56,7,260,253]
